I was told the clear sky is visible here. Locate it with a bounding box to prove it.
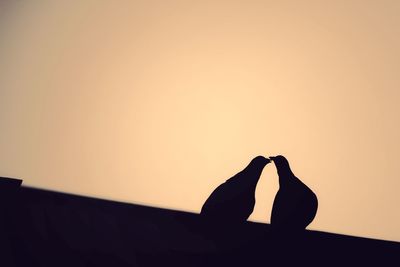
[1,1,399,241]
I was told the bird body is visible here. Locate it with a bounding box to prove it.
[270,155,318,230]
[201,156,270,222]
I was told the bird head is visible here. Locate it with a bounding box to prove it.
[242,156,271,176]
[252,155,271,166]
[241,156,271,175]
[269,155,290,169]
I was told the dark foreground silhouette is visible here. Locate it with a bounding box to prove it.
[201,156,270,222]
[1,177,399,266]
[270,155,318,230]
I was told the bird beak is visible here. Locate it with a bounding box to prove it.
[269,156,276,161]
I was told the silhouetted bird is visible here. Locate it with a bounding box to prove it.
[270,155,318,230]
[201,156,271,223]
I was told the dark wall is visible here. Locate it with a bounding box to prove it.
[1,177,398,266]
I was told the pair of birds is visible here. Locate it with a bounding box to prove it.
[200,155,318,230]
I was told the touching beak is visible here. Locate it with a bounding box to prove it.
[269,156,276,161]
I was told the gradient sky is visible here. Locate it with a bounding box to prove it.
[1,1,399,242]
